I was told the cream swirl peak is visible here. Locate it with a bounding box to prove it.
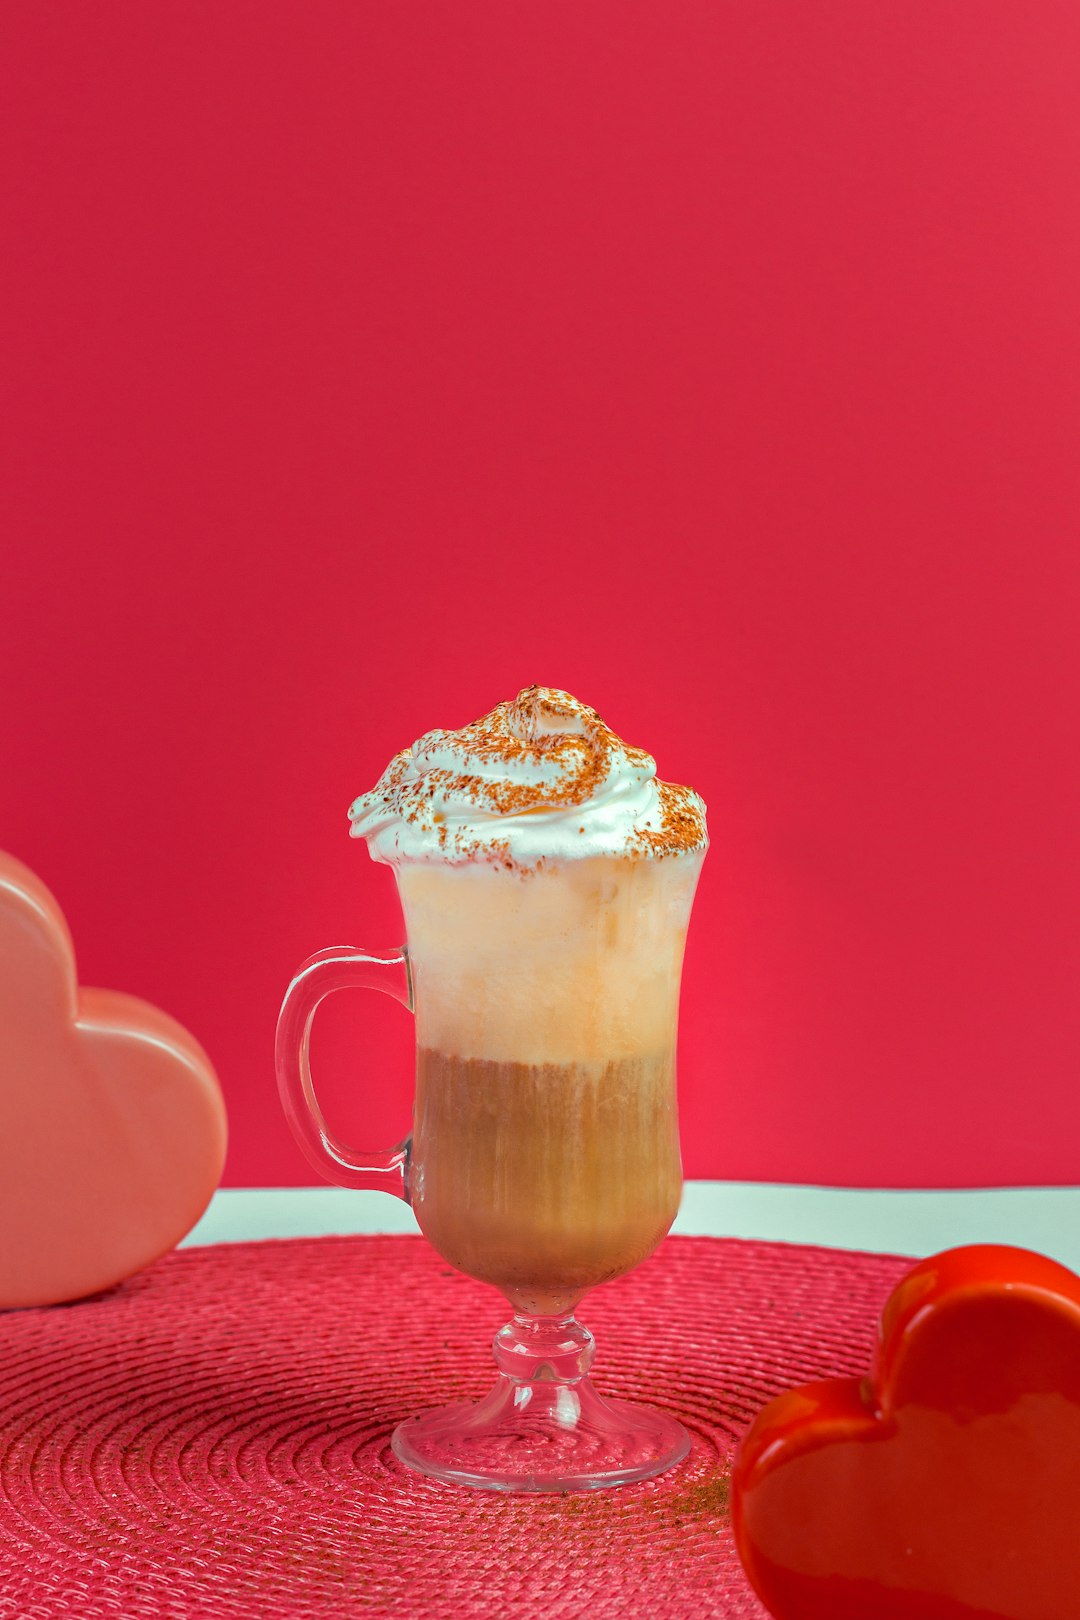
[348,686,708,867]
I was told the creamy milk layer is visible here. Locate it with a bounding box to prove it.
[397,853,703,1065]
[348,686,707,868]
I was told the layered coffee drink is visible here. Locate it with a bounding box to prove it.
[349,687,707,1316]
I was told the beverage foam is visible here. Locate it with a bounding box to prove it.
[348,686,707,869]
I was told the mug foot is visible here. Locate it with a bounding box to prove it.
[392,1372,690,1493]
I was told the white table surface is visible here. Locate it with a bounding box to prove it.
[184,1182,1080,1271]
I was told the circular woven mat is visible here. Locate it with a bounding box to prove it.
[0,1234,910,1619]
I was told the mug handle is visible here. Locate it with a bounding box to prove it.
[275,946,413,1199]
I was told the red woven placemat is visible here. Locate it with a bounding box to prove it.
[0,1234,910,1619]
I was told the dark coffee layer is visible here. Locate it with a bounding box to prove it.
[411,1048,681,1315]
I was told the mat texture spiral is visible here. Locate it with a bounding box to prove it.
[0,1234,910,1618]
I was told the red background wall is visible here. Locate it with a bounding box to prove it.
[3,4,1079,1188]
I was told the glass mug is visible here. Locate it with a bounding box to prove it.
[276,845,704,1492]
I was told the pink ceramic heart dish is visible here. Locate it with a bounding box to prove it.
[0,851,227,1308]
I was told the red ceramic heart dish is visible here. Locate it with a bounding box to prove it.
[732,1244,1080,1620]
[0,851,227,1307]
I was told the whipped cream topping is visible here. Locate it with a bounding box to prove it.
[348,686,708,868]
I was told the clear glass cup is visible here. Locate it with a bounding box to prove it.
[276,845,704,1492]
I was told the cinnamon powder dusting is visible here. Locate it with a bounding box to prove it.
[630,782,707,858]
